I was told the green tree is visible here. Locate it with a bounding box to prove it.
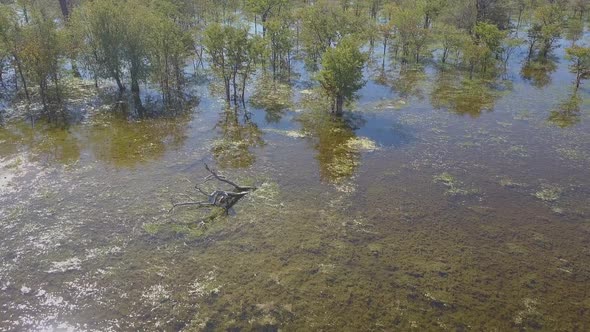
[565,45,590,89]
[20,7,64,117]
[72,0,127,91]
[123,0,156,112]
[300,0,367,66]
[265,14,293,81]
[437,24,469,64]
[204,23,262,105]
[149,0,194,110]
[474,21,506,73]
[246,0,287,36]
[527,4,564,59]
[318,38,367,114]
[391,4,430,63]
[0,4,30,102]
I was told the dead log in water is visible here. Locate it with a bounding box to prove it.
[169,164,257,214]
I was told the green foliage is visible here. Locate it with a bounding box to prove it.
[475,22,504,55]
[565,45,590,89]
[21,7,64,113]
[246,0,287,24]
[72,0,194,111]
[299,0,368,65]
[390,3,430,63]
[436,24,470,64]
[318,38,367,114]
[265,14,293,81]
[203,23,263,104]
[72,0,128,90]
[527,4,564,58]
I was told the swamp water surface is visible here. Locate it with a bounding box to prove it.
[1,38,590,331]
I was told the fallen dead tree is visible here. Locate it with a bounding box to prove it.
[170,164,257,214]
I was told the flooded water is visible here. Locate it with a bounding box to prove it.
[1,36,590,331]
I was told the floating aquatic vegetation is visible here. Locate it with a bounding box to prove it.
[548,93,582,128]
[250,79,293,111]
[513,110,531,121]
[248,182,281,209]
[534,185,562,202]
[499,177,525,188]
[513,298,541,326]
[369,99,408,112]
[345,136,379,152]
[141,284,170,307]
[433,172,479,197]
[506,145,529,158]
[555,148,589,162]
[189,270,221,297]
[262,128,307,138]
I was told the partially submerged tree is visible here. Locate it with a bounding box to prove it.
[0,4,30,102]
[72,0,127,91]
[246,0,287,36]
[565,45,590,89]
[527,4,564,59]
[204,23,263,105]
[318,38,367,114]
[20,7,64,117]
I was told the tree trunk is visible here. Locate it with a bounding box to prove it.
[14,56,30,103]
[262,12,268,37]
[59,0,70,19]
[241,73,247,102]
[130,65,144,114]
[114,71,125,92]
[335,95,344,114]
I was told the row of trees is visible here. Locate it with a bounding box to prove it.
[0,0,588,120]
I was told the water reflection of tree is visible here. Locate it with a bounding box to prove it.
[212,108,264,169]
[89,111,190,168]
[0,122,81,165]
[520,58,558,88]
[299,110,365,183]
[249,77,293,124]
[394,65,427,99]
[430,71,497,117]
[548,90,582,128]
[369,63,427,100]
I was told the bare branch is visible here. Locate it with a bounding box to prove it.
[169,165,258,215]
[204,163,257,192]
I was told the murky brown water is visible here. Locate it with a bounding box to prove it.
[1,35,590,331]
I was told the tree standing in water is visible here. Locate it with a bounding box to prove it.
[565,45,590,90]
[318,38,366,114]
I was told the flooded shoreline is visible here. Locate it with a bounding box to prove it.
[1,32,590,330]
